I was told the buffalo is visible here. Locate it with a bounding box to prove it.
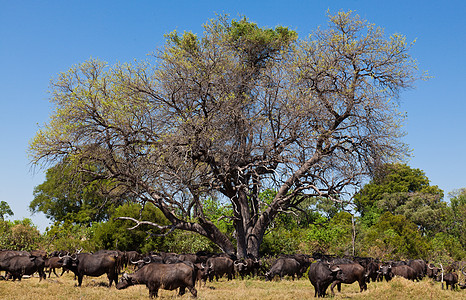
[44,256,64,278]
[330,263,367,294]
[438,272,458,290]
[204,256,234,281]
[426,263,440,279]
[234,258,260,279]
[364,261,380,283]
[0,255,46,281]
[116,262,197,298]
[308,261,342,298]
[379,264,416,281]
[407,259,426,281]
[265,257,302,281]
[59,252,119,287]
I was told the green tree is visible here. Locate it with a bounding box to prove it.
[0,219,42,251]
[30,12,424,258]
[360,212,429,260]
[30,159,129,225]
[354,163,445,233]
[92,202,170,252]
[0,201,13,220]
[445,188,466,249]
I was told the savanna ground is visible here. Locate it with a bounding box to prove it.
[1,272,466,300]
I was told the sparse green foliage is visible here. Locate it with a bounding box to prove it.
[30,11,425,258]
[0,200,13,220]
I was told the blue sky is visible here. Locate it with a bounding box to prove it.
[1,0,465,231]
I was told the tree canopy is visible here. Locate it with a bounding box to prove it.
[0,201,13,220]
[29,11,424,258]
[30,159,130,225]
[354,163,445,234]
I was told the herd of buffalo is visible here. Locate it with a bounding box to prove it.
[1,248,466,298]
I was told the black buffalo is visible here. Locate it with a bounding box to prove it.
[330,263,367,294]
[44,256,64,278]
[364,261,380,283]
[408,259,426,281]
[116,262,197,298]
[426,263,440,279]
[265,258,302,281]
[205,256,234,281]
[438,272,458,290]
[0,255,46,281]
[379,264,416,281]
[308,261,343,298]
[178,253,198,264]
[60,252,119,287]
[234,258,260,279]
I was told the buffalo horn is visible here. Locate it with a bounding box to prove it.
[462,266,466,276]
[131,259,143,265]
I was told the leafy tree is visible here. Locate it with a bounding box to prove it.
[0,201,13,220]
[92,202,171,252]
[0,219,42,251]
[29,12,424,258]
[43,221,95,252]
[354,163,445,233]
[30,159,129,225]
[445,188,466,249]
[360,212,429,260]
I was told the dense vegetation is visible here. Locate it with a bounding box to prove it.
[2,163,465,267]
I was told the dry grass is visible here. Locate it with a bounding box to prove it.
[0,273,465,300]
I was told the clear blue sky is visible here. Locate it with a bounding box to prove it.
[1,0,465,232]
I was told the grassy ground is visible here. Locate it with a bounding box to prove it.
[0,273,465,300]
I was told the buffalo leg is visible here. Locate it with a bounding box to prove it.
[330,281,339,295]
[188,286,198,298]
[179,287,186,296]
[77,274,84,286]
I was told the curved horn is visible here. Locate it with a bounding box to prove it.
[428,264,435,270]
[462,266,466,276]
[58,253,64,259]
[330,266,341,272]
[71,254,77,260]
[131,259,143,265]
[144,257,151,263]
[234,260,240,266]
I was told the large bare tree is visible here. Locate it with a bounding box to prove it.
[30,12,423,258]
